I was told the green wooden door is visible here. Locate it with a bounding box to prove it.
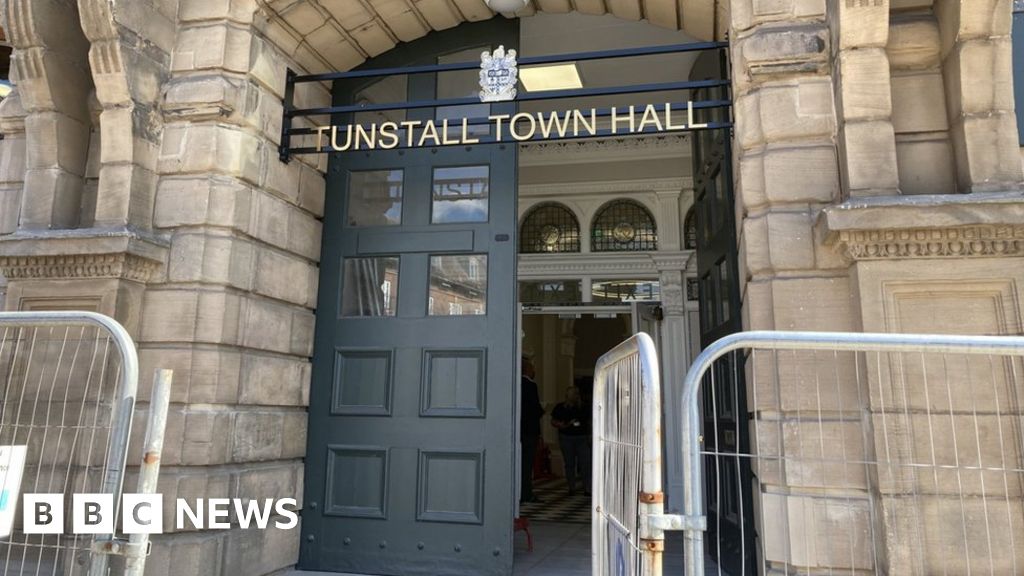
[301,20,520,575]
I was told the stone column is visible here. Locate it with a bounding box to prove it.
[0,91,26,233]
[0,0,94,229]
[125,1,328,573]
[936,0,1023,191]
[653,253,693,512]
[77,0,172,228]
[831,0,900,197]
[732,0,869,570]
[888,10,957,195]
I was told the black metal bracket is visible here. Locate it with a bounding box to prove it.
[279,68,296,164]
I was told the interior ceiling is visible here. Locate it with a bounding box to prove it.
[256,0,723,75]
[519,12,699,112]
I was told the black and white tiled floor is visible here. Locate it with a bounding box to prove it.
[519,477,592,524]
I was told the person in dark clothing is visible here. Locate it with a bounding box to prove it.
[551,385,591,496]
[520,356,544,504]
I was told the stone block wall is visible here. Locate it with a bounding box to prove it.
[732,0,1024,572]
[0,0,328,573]
[135,1,328,573]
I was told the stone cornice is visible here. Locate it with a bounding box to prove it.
[519,134,691,166]
[831,226,1024,261]
[821,192,1024,261]
[0,227,169,282]
[0,253,162,282]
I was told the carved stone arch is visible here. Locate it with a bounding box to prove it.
[76,0,172,228]
[256,0,726,76]
[0,0,94,229]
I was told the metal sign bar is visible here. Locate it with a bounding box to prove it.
[290,40,729,83]
[287,121,732,155]
[289,78,730,118]
[286,98,733,137]
[279,40,730,162]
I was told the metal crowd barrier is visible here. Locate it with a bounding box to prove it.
[680,330,1024,575]
[0,311,171,576]
[593,333,696,576]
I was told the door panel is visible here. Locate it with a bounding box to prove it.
[301,19,519,576]
[630,301,662,350]
[691,51,757,574]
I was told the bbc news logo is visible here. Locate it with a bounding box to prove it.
[21,495,299,535]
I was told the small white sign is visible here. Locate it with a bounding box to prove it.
[0,446,27,538]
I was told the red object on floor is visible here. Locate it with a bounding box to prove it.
[514,516,533,552]
[533,440,556,481]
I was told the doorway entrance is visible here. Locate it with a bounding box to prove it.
[518,310,633,525]
[288,12,737,576]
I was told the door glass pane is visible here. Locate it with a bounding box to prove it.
[341,257,399,317]
[348,170,403,226]
[717,258,730,322]
[432,165,489,223]
[429,255,487,316]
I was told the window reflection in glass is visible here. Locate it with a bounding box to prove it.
[429,255,487,316]
[591,279,660,303]
[341,257,399,317]
[432,166,489,223]
[348,170,403,226]
[519,280,582,305]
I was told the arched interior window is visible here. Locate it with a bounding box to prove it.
[519,202,580,253]
[591,199,658,252]
[684,206,697,250]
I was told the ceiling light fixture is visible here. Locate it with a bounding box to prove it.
[519,63,583,92]
[484,0,530,13]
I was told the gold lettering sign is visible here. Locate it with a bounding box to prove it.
[313,103,709,152]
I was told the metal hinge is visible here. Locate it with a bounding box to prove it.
[643,513,707,534]
[91,538,152,558]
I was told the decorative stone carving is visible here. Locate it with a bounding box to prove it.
[658,269,686,316]
[520,177,691,198]
[518,251,693,279]
[520,134,691,166]
[0,252,161,282]
[832,225,1024,260]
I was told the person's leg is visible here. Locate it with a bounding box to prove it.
[521,435,538,502]
[580,436,592,494]
[559,434,577,494]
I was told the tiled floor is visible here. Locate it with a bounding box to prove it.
[513,521,591,575]
[519,477,591,524]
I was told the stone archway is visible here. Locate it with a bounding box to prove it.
[254,0,726,75]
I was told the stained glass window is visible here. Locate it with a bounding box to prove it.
[519,203,580,253]
[591,199,658,252]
